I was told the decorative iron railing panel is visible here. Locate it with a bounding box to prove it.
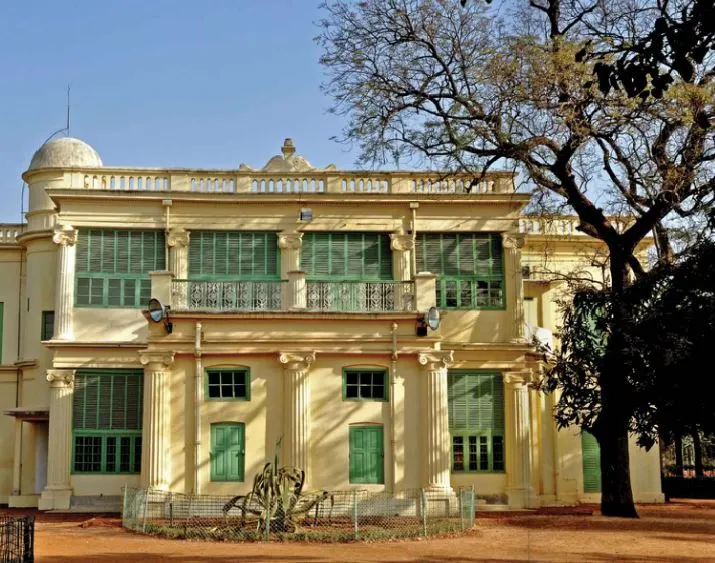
[173,280,284,312]
[305,281,415,312]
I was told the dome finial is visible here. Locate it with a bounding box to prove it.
[281,138,296,158]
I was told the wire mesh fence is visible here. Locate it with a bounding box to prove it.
[0,515,34,563]
[123,486,476,542]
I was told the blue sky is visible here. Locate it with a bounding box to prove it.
[0,1,357,222]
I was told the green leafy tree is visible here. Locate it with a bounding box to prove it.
[318,0,715,516]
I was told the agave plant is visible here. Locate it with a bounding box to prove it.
[223,443,333,534]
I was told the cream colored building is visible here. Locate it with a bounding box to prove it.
[0,136,663,511]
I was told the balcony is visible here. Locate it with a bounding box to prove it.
[171,278,416,313]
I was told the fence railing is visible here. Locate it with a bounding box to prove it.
[306,280,415,312]
[173,279,284,312]
[0,516,34,563]
[122,486,475,542]
[171,279,416,313]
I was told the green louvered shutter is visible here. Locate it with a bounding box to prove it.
[448,371,505,472]
[188,232,279,280]
[301,233,392,280]
[416,233,504,309]
[72,369,143,474]
[75,229,165,307]
[582,431,602,493]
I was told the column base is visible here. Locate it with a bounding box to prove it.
[38,487,72,511]
[8,494,40,508]
[507,486,539,509]
[423,484,458,516]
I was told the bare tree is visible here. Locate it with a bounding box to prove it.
[318,0,714,517]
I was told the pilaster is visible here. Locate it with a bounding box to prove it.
[52,225,78,340]
[418,350,454,495]
[279,351,315,482]
[502,234,526,343]
[38,369,76,510]
[139,351,175,491]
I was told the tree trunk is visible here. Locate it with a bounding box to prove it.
[599,425,639,517]
[598,251,639,518]
[693,431,704,478]
[675,434,684,477]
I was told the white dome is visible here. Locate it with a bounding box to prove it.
[28,137,103,171]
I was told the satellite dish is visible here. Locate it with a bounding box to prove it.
[425,306,441,331]
[148,298,172,333]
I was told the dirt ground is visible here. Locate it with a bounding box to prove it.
[9,500,715,562]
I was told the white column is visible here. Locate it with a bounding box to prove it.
[52,225,78,340]
[502,234,526,343]
[279,352,315,483]
[418,351,454,495]
[38,369,76,510]
[505,372,536,508]
[139,351,175,491]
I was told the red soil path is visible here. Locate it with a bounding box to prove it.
[5,500,714,562]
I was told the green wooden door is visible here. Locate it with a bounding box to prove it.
[349,425,384,484]
[211,423,245,481]
[581,431,602,493]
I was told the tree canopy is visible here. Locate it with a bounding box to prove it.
[318,0,715,517]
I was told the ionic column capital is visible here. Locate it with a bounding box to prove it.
[139,351,175,372]
[390,232,414,252]
[52,225,78,247]
[167,229,190,248]
[279,351,316,372]
[418,350,454,372]
[504,370,533,386]
[46,369,76,388]
[278,231,303,250]
[501,233,525,250]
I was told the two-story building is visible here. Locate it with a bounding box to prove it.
[0,136,664,511]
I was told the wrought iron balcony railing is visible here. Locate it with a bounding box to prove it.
[173,279,284,312]
[171,279,415,313]
[305,280,415,313]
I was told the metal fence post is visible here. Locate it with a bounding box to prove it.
[458,487,465,531]
[420,489,427,537]
[142,489,150,533]
[352,490,359,540]
[121,485,128,527]
[470,485,476,527]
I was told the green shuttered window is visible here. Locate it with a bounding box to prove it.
[416,233,504,309]
[581,431,602,493]
[448,371,505,472]
[301,232,392,280]
[211,423,245,481]
[188,231,279,279]
[72,369,143,474]
[75,229,166,307]
[349,425,384,484]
